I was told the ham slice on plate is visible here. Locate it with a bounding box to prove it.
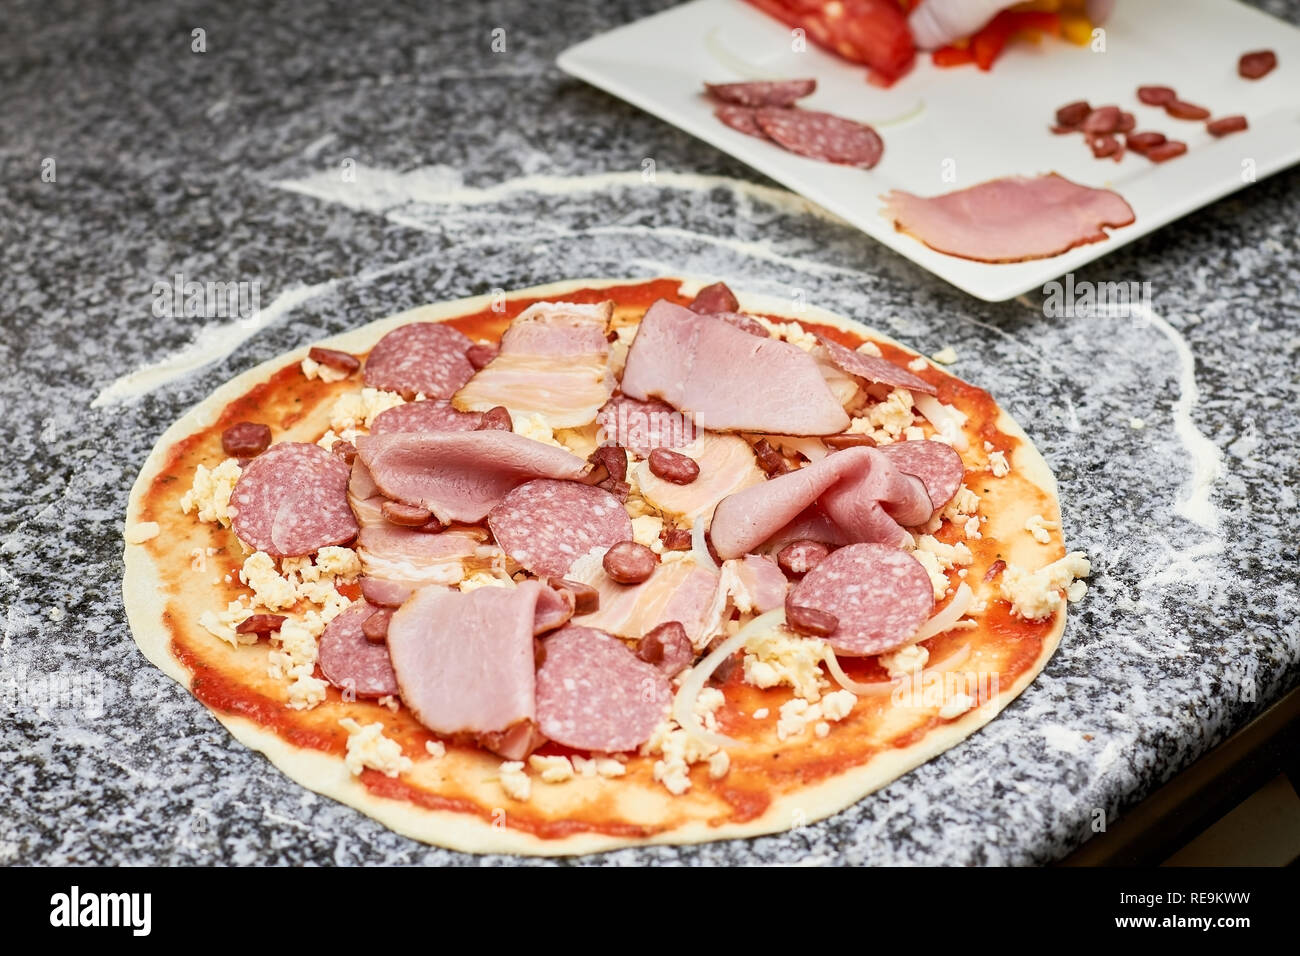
[388,581,553,759]
[881,173,1136,263]
[632,432,765,525]
[356,431,586,524]
[709,446,937,558]
[621,299,849,436]
[454,300,614,429]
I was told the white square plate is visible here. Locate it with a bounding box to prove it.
[559,0,1300,301]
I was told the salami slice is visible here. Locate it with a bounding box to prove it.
[714,105,769,139]
[689,281,741,315]
[755,108,884,169]
[596,394,698,456]
[815,335,937,395]
[318,602,400,698]
[876,440,965,511]
[230,443,358,557]
[535,625,670,752]
[363,322,475,399]
[705,78,816,107]
[370,399,482,435]
[786,543,933,656]
[487,479,632,578]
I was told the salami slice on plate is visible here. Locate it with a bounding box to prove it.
[363,322,475,399]
[754,108,884,169]
[535,625,670,752]
[705,78,816,107]
[318,601,399,698]
[488,479,633,578]
[714,105,768,139]
[229,442,358,557]
[787,543,933,656]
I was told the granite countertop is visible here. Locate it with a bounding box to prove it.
[2,0,1297,866]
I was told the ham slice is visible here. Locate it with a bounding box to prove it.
[567,551,721,647]
[388,581,551,758]
[881,173,1136,263]
[632,432,765,525]
[814,336,936,395]
[723,554,788,613]
[709,446,933,558]
[621,299,849,436]
[347,459,387,529]
[356,431,586,524]
[454,300,614,428]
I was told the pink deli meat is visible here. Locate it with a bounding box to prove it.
[356,431,586,524]
[754,108,884,169]
[876,439,964,511]
[786,543,934,656]
[705,78,816,107]
[709,446,933,558]
[596,393,700,456]
[488,479,633,578]
[317,601,399,698]
[814,335,937,395]
[620,299,849,436]
[363,322,475,399]
[715,105,768,138]
[534,625,671,752]
[370,400,483,434]
[229,442,359,557]
[881,173,1136,263]
[387,582,551,757]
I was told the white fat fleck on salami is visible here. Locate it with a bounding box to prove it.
[535,625,670,752]
[788,543,933,656]
[370,399,482,434]
[318,601,399,698]
[488,479,632,578]
[363,322,475,399]
[875,440,965,512]
[755,108,884,169]
[230,443,358,558]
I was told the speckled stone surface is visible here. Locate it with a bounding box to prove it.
[2,0,1297,866]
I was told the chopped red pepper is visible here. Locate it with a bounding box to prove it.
[971,10,1061,71]
[742,0,915,82]
[931,45,975,68]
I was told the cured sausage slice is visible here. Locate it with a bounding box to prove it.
[230,443,358,557]
[754,108,884,169]
[688,281,741,315]
[714,105,768,138]
[370,400,483,434]
[815,335,937,395]
[318,602,399,698]
[705,78,816,107]
[535,625,671,752]
[488,479,632,578]
[363,322,475,399]
[786,543,933,656]
[876,439,965,511]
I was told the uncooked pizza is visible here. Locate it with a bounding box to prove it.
[123,277,1090,855]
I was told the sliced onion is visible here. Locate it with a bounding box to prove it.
[692,517,718,572]
[914,393,968,451]
[908,583,973,644]
[673,608,786,749]
[824,651,901,697]
[927,643,972,673]
[775,436,827,462]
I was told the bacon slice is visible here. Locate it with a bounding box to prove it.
[355,525,488,591]
[453,301,614,428]
[355,431,586,524]
[709,446,933,558]
[632,433,765,525]
[881,174,1136,263]
[567,553,721,647]
[388,582,551,758]
[621,300,849,435]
